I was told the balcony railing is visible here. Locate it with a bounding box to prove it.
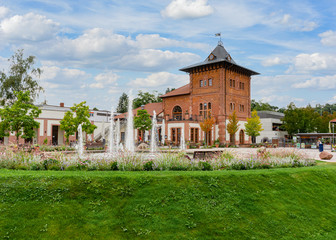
[167,114,210,122]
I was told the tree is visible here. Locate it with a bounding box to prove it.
[282,103,320,136]
[116,92,128,113]
[227,111,240,144]
[245,110,263,143]
[133,91,162,109]
[165,88,175,94]
[59,111,76,144]
[133,109,152,140]
[60,101,97,144]
[0,91,41,144]
[0,49,43,106]
[200,113,215,147]
[251,99,279,112]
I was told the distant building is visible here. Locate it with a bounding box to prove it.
[256,111,287,143]
[0,102,110,146]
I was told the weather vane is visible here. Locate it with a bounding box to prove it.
[215,32,222,45]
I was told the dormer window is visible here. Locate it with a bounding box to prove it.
[208,53,215,61]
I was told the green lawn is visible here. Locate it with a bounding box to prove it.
[1,163,336,239]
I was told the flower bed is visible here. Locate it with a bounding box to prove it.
[0,148,316,171]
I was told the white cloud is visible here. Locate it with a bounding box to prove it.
[262,57,284,66]
[289,53,336,73]
[40,66,91,88]
[89,71,119,89]
[260,95,305,107]
[292,75,336,90]
[135,34,208,50]
[161,0,213,19]
[267,13,317,32]
[128,72,188,88]
[25,28,201,71]
[319,30,336,46]
[0,12,59,42]
[327,95,336,104]
[0,6,9,19]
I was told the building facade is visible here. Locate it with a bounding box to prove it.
[0,103,111,146]
[158,42,259,145]
[256,111,287,143]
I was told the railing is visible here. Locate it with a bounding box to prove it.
[167,114,208,122]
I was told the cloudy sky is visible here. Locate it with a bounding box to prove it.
[0,0,335,110]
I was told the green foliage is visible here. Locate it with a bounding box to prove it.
[133,109,152,132]
[143,161,154,171]
[60,101,97,143]
[60,111,75,144]
[0,91,41,144]
[165,88,175,94]
[0,49,43,106]
[227,111,240,143]
[315,103,336,114]
[116,92,128,113]
[251,99,279,112]
[245,110,264,143]
[133,90,162,109]
[0,164,335,239]
[282,103,321,135]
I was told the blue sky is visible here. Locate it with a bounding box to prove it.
[0,0,335,110]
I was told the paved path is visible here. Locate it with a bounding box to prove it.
[185,147,336,162]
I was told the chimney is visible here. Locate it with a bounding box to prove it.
[60,102,64,107]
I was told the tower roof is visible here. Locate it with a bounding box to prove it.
[180,43,259,76]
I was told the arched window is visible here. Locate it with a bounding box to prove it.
[208,102,211,110]
[172,106,182,120]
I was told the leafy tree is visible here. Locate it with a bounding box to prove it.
[116,92,128,113]
[60,111,76,144]
[60,101,97,144]
[227,111,240,144]
[0,91,41,144]
[200,113,215,146]
[133,109,152,140]
[251,99,279,112]
[282,103,320,136]
[245,110,263,143]
[133,91,162,109]
[0,49,43,106]
[165,88,176,94]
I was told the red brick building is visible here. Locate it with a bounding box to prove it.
[160,42,259,145]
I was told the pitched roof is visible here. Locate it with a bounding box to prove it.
[114,102,163,119]
[160,84,190,98]
[180,43,259,76]
[330,119,336,123]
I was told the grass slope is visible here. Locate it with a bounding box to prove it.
[0,163,336,239]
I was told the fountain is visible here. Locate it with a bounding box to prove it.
[150,110,158,153]
[161,119,165,146]
[77,124,84,158]
[108,107,115,154]
[180,127,186,150]
[116,118,121,151]
[125,90,135,152]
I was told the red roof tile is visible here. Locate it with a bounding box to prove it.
[160,84,190,98]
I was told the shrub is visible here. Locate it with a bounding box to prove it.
[200,161,212,171]
[111,161,118,171]
[143,161,154,171]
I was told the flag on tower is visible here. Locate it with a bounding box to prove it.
[215,33,221,37]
